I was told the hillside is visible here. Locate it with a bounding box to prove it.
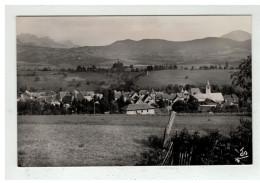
[17,36,251,67]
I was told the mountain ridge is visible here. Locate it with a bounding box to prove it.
[17,31,251,67]
[17,33,80,48]
[220,30,251,41]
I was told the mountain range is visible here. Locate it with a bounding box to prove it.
[17,30,251,66]
[17,33,79,48]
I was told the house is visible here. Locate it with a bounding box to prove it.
[223,94,239,106]
[162,93,177,105]
[72,90,85,101]
[31,90,56,98]
[149,90,156,100]
[130,91,139,100]
[62,95,73,104]
[95,93,103,100]
[122,92,131,102]
[121,103,155,115]
[142,94,156,105]
[58,91,71,102]
[80,91,95,101]
[193,81,224,104]
[173,89,190,103]
[155,92,165,101]
[20,93,33,101]
[114,90,122,101]
[139,90,148,98]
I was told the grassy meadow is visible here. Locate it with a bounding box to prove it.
[136,70,236,88]
[18,114,248,166]
[17,71,142,92]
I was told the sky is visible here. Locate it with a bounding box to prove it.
[16,16,251,46]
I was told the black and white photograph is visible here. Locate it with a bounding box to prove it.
[16,15,252,167]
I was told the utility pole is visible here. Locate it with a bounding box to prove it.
[163,111,176,148]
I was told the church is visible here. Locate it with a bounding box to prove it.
[191,81,224,104]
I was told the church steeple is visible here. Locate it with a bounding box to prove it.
[206,80,211,94]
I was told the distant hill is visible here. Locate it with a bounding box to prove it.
[17,33,79,48]
[220,30,251,41]
[17,36,251,67]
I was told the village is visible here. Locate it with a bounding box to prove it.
[17,80,240,115]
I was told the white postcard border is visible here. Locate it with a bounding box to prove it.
[5,5,260,180]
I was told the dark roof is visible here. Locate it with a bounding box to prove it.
[62,95,73,103]
[203,98,216,105]
[121,103,155,111]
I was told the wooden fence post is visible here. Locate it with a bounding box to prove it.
[163,111,176,148]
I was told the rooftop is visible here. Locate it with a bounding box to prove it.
[121,103,155,111]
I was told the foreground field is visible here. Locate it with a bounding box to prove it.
[18,114,248,166]
[136,70,235,88]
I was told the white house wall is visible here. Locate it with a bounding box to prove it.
[126,109,155,115]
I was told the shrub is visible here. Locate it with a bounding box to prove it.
[137,118,252,165]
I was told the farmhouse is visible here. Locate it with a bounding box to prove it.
[121,103,155,115]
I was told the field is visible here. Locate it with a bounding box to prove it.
[136,70,236,88]
[17,70,143,92]
[18,114,248,166]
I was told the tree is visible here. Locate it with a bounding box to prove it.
[186,96,199,112]
[99,98,110,113]
[112,61,124,72]
[147,65,153,71]
[172,100,188,112]
[157,99,167,108]
[76,66,82,72]
[231,56,251,92]
[110,102,119,113]
[42,67,50,71]
[231,55,252,104]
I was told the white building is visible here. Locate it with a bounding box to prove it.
[121,103,155,115]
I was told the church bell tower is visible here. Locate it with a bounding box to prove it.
[206,80,211,94]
